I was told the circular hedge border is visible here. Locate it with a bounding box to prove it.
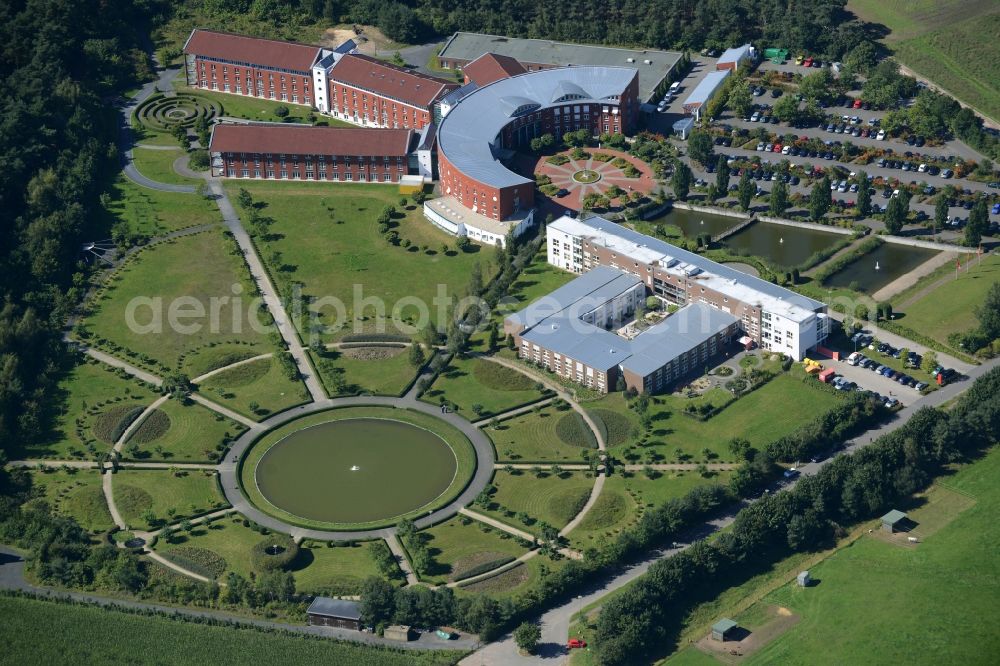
[237,406,479,532]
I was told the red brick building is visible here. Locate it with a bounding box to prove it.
[462,53,525,86]
[183,29,322,106]
[325,54,458,129]
[208,123,416,183]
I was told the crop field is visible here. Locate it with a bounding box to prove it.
[290,541,385,595]
[482,470,596,536]
[309,346,417,397]
[27,469,114,533]
[114,469,226,530]
[197,356,310,419]
[122,398,244,462]
[847,0,1000,121]
[488,405,597,463]
[222,182,496,341]
[82,230,274,371]
[99,174,221,237]
[0,595,461,665]
[897,253,1000,347]
[155,515,265,578]
[131,147,201,186]
[424,357,546,418]
[417,516,529,585]
[20,360,157,460]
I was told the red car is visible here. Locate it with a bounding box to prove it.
[568,638,588,649]
[772,144,782,152]
[853,99,863,109]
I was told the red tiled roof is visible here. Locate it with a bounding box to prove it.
[463,53,526,86]
[210,123,414,157]
[329,54,458,108]
[184,29,320,73]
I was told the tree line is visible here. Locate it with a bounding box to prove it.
[590,367,1000,664]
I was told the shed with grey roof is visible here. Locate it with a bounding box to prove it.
[306,597,362,630]
[712,618,739,641]
[880,509,908,533]
[437,32,682,102]
[683,70,730,119]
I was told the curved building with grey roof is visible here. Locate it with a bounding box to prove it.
[435,65,639,223]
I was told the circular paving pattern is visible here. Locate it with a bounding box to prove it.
[573,169,602,184]
[135,93,222,131]
[533,148,657,212]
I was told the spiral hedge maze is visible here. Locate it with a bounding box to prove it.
[136,93,222,132]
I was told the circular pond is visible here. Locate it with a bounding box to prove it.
[254,418,458,524]
[573,169,601,184]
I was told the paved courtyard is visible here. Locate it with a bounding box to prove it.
[528,148,657,211]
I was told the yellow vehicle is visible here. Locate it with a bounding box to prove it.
[795,54,804,66]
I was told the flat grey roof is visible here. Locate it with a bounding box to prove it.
[684,70,730,107]
[713,618,738,633]
[438,32,682,101]
[521,313,631,371]
[437,66,638,190]
[881,510,907,525]
[718,44,752,65]
[549,215,824,314]
[508,265,641,330]
[306,597,361,620]
[622,304,738,376]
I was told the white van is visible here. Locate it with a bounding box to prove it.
[669,81,681,93]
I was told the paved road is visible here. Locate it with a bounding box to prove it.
[205,178,326,401]
[0,546,476,651]
[462,356,1000,665]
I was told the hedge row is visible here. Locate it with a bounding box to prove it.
[452,556,517,582]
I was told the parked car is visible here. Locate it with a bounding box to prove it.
[568,639,588,649]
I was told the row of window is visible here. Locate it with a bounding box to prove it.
[224,169,397,182]
[225,154,403,166]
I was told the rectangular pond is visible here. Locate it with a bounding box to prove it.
[647,208,742,238]
[824,242,941,294]
[722,221,846,269]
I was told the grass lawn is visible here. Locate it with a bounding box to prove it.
[26,469,114,533]
[114,469,227,530]
[155,514,263,578]
[131,147,201,186]
[846,0,1000,121]
[238,406,476,531]
[738,447,1000,665]
[417,515,530,585]
[459,555,565,600]
[482,470,597,536]
[197,356,311,419]
[590,373,841,462]
[309,346,417,397]
[172,83,356,127]
[488,404,598,463]
[81,230,274,372]
[20,360,158,460]
[121,398,245,463]
[290,541,386,595]
[896,253,1000,346]
[423,356,547,418]
[222,181,498,341]
[99,173,221,237]
[0,595,461,665]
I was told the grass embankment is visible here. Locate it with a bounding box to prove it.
[26,469,114,533]
[114,469,227,530]
[481,470,596,537]
[0,594,462,665]
[488,404,598,463]
[309,346,418,397]
[197,356,311,419]
[238,407,477,531]
[131,147,201,186]
[417,516,530,586]
[98,174,221,237]
[424,356,548,418]
[81,230,275,372]
[222,182,496,342]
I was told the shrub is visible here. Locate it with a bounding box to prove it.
[555,412,598,448]
[251,534,299,572]
[92,405,145,443]
[129,409,170,445]
[188,149,210,171]
[161,547,227,579]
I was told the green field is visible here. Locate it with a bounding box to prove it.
[488,405,598,462]
[100,174,221,237]
[114,469,227,530]
[588,372,841,461]
[222,181,497,341]
[21,360,158,460]
[197,355,311,419]
[291,541,386,595]
[82,230,275,371]
[131,147,201,186]
[0,595,461,665]
[897,253,1000,346]
[309,345,417,397]
[122,398,244,462]
[239,407,477,531]
[847,0,1000,121]
[26,469,114,533]
[482,471,596,536]
[417,516,530,585]
[155,515,266,578]
[424,356,547,418]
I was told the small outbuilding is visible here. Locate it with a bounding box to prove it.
[797,570,811,587]
[384,625,414,642]
[881,509,908,533]
[717,44,754,71]
[711,618,739,642]
[306,597,362,630]
[673,117,695,140]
